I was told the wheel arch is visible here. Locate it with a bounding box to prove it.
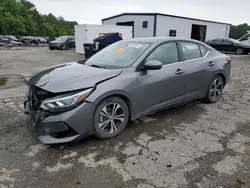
[216,72,226,86]
[91,91,133,120]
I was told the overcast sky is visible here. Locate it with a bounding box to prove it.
[29,0,250,25]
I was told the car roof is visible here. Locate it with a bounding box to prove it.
[123,37,204,44]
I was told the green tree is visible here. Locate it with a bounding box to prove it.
[0,0,78,36]
[229,23,250,39]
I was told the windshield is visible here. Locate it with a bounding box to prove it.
[56,36,68,41]
[85,41,150,69]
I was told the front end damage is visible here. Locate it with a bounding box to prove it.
[24,85,93,144]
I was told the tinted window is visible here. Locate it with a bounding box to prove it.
[212,39,223,42]
[147,42,179,65]
[222,39,234,44]
[180,42,201,61]
[199,45,207,57]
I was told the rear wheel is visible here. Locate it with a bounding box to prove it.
[205,75,224,103]
[93,97,129,139]
[49,46,54,50]
[236,48,243,55]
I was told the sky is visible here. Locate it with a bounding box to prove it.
[29,0,250,25]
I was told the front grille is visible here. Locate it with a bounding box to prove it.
[28,86,51,112]
[27,86,54,124]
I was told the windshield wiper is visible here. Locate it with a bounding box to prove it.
[89,64,106,69]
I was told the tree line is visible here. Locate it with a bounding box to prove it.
[229,23,250,39]
[0,0,78,37]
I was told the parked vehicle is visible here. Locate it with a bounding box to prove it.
[7,35,19,42]
[24,37,231,144]
[46,36,56,43]
[238,31,250,45]
[205,38,250,55]
[0,36,9,43]
[48,36,75,50]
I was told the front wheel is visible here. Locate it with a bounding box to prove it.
[93,97,129,139]
[61,44,68,50]
[205,75,224,103]
[236,48,243,55]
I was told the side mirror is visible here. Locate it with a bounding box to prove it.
[144,60,163,70]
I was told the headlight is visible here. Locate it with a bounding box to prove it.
[40,88,93,111]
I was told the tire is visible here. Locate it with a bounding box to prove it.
[205,75,224,103]
[49,47,54,50]
[61,44,68,50]
[93,97,129,139]
[236,48,243,55]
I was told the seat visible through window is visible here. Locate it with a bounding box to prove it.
[147,42,179,65]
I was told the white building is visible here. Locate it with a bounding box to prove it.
[102,13,231,41]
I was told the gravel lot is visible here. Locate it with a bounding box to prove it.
[0,47,250,188]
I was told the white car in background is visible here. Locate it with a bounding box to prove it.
[239,31,250,45]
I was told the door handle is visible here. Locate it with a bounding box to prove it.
[208,62,215,67]
[175,69,184,75]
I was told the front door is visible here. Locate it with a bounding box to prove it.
[135,42,186,114]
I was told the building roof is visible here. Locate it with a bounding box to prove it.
[102,13,231,26]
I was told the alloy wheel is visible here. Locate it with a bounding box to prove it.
[236,48,243,55]
[209,79,222,100]
[98,103,125,133]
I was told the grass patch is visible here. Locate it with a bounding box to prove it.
[0,77,8,86]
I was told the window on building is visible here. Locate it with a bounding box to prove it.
[142,21,148,28]
[199,45,207,57]
[180,42,202,61]
[147,42,179,65]
[169,30,177,37]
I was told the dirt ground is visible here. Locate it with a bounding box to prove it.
[0,47,250,188]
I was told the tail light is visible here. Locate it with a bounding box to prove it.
[227,57,232,64]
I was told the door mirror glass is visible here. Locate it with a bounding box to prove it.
[144,60,163,70]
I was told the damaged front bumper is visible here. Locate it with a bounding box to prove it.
[24,86,94,144]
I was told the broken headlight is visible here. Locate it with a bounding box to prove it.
[40,88,93,111]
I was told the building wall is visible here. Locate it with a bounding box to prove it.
[156,15,230,41]
[102,15,155,38]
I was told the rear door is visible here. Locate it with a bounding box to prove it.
[178,41,212,99]
[221,39,232,51]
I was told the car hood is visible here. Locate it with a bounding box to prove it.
[29,62,122,93]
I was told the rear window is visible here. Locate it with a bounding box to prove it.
[180,42,201,61]
[199,45,207,57]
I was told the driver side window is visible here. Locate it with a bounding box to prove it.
[147,42,179,65]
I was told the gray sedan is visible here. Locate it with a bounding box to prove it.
[24,37,231,144]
